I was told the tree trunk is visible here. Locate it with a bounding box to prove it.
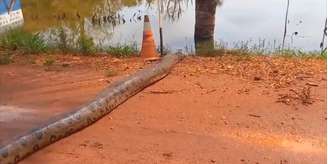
[194,0,218,53]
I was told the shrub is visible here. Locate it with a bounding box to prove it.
[106,44,138,58]
[0,28,48,54]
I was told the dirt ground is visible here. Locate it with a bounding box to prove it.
[0,54,326,164]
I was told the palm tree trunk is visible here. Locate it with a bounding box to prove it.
[194,0,218,53]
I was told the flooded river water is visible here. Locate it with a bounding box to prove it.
[21,0,326,52]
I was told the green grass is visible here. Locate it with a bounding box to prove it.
[195,40,217,56]
[206,40,327,60]
[276,49,326,59]
[55,26,96,55]
[77,30,96,55]
[105,44,138,58]
[0,27,98,55]
[0,28,49,54]
[0,27,325,60]
[0,27,138,57]
[320,49,327,59]
[195,46,326,60]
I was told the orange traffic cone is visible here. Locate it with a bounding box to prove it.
[140,15,160,61]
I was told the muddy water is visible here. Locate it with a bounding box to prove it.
[21,0,326,52]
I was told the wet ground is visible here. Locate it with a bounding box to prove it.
[0,55,326,163]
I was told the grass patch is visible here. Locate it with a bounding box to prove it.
[195,46,326,60]
[105,44,138,58]
[195,40,217,57]
[0,28,48,54]
[202,39,327,60]
[1,27,325,60]
[275,49,326,59]
[54,26,96,55]
[77,30,96,55]
[195,40,328,60]
[0,27,138,57]
[320,49,327,59]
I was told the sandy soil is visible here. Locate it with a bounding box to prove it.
[0,54,326,164]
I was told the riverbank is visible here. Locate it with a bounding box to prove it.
[0,53,326,163]
[0,28,327,62]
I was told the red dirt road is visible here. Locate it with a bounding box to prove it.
[0,55,326,164]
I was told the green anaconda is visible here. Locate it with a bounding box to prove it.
[0,54,183,164]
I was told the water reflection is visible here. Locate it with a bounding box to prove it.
[20,0,326,52]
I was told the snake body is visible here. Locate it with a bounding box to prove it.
[0,54,183,164]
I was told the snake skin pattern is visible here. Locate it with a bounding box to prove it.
[0,54,183,164]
